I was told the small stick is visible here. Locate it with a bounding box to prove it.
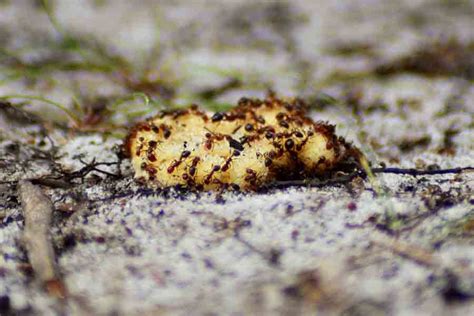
[264,170,363,190]
[371,166,473,176]
[18,180,67,298]
[371,232,437,268]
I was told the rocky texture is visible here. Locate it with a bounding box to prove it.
[0,1,473,315]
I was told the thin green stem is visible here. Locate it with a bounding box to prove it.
[109,92,150,110]
[41,0,65,34]
[0,94,79,124]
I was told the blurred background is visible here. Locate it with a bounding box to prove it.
[1,0,474,160]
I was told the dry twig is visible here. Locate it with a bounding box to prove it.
[371,166,473,176]
[371,232,436,267]
[18,180,67,298]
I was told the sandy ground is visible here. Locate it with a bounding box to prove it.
[0,1,473,315]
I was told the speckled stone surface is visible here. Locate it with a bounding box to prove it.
[0,1,473,315]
